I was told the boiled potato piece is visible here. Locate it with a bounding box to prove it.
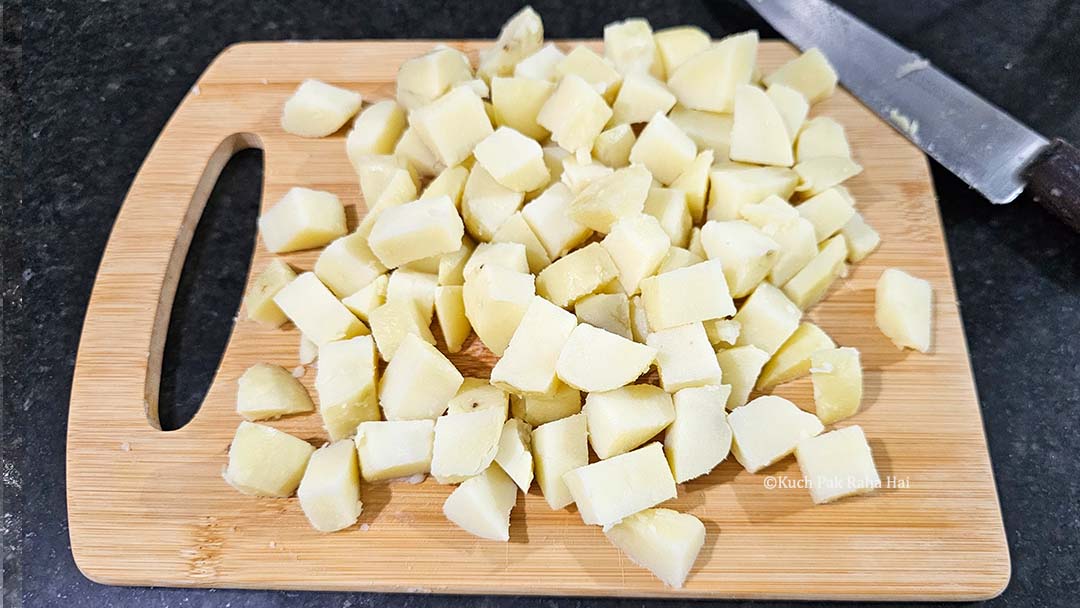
[555,45,623,102]
[341,271,387,324]
[356,154,419,205]
[281,79,362,137]
[515,43,565,81]
[668,106,733,161]
[730,84,794,167]
[537,74,613,155]
[604,18,660,77]
[687,226,706,258]
[435,235,477,285]
[700,220,781,298]
[763,48,838,104]
[385,268,438,322]
[794,156,863,198]
[224,421,314,497]
[556,323,657,392]
[796,425,880,504]
[420,165,470,207]
[443,465,518,541]
[244,259,297,327]
[259,187,347,253]
[490,76,554,140]
[394,127,443,178]
[379,333,464,420]
[640,260,735,332]
[560,155,615,194]
[739,194,799,227]
[798,186,856,242]
[367,195,464,269]
[473,126,550,192]
[627,294,651,343]
[601,214,671,295]
[574,293,632,340]
[317,336,380,440]
[563,443,677,526]
[715,345,770,410]
[728,395,823,473]
[462,264,535,355]
[647,322,724,392]
[535,242,619,308]
[297,440,362,533]
[810,347,863,424]
[644,188,692,248]
[667,31,757,113]
[354,419,434,482]
[431,406,505,483]
[767,216,819,286]
[274,273,367,346]
[447,378,509,416]
[236,363,314,421]
[494,418,534,491]
[315,232,387,298]
[433,285,471,353]
[512,381,582,426]
[703,318,740,347]
[411,86,494,168]
[669,149,713,224]
[461,165,525,242]
[783,235,848,309]
[584,384,675,459]
[656,246,703,274]
[757,322,835,390]
[592,124,636,168]
[766,83,809,139]
[299,334,318,366]
[605,508,706,588]
[733,281,801,356]
[345,100,407,165]
[876,268,933,352]
[491,212,552,273]
[664,385,733,482]
[395,46,473,111]
[840,212,881,262]
[477,6,544,83]
[707,165,799,221]
[568,164,652,233]
[611,74,676,125]
[796,116,850,161]
[368,298,436,362]
[653,26,710,76]
[491,296,578,396]
[463,242,530,281]
[629,113,697,185]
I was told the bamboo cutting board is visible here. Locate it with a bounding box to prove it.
[67,40,1010,600]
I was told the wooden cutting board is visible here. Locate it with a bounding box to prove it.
[67,40,1010,600]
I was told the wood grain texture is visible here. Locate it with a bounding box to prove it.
[66,40,1009,600]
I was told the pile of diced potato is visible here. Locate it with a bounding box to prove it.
[227,6,935,589]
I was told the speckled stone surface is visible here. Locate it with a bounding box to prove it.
[3,1,1078,607]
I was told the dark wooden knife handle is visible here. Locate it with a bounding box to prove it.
[1023,138,1080,231]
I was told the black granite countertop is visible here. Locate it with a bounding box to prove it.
[3,1,1079,607]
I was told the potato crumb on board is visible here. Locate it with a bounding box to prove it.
[119,442,131,452]
[291,365,305,378]
[359,523,370,531]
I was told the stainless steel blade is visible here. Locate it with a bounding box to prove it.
[750,0,1047,203]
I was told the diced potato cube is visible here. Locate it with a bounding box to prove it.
[667,31,757,113]
[224,421,314,497]
[796,425,880,503]
[604,18,661,77]
[574,293,632,340]
[395,46,473,111]
[297,440,362,533]
[561,155,615,194]
[640,260,736,332]
[730,84,794,167]
[342,273,388,323]
[394,127,444,178]
[494,418,534,491]
[592,124,636,168]
[356,154,420,205]
[555,323,657,392]
[434,235,476,285]
[568,164,652,233]
[522,184,594,258]
[763,48,838,104]
[515,43,566,81]
[562,443,677,526]
[556,45,623,102]
[447,377,509,416]
[433,285,471,353]
[491,76,554,140]
[259,187,347,253]
[537,74,613,155]
[462,165,525,242]
[782,235,847,309]
[367,195,464,269]
[668,106,732,160]
[244,260,297,327]
[810,347,863,424]
[274,273,367,346]
[420,166,470,208]
[739,193,799,227]
[794,156,863,198]
[766,83,809,138]
[464,243,530,284]
[281,79,362,137]
[477,6,544,83]
[511,381,582,426]
[345,100,407,165]
[656,246,704,275]
[236,363,314,421]
[299,334,318,365]
[584,385,674,459]
[368,298,436,361]
[443,466,518,542]
[647,322,724,392]
[767,216,819,286]
[875,268,933,352]
[733,281,801,355]
[536,242,619,308]
[703,318,741,347]
[628,295,650,343]
[379,333,463,421]
[411,86,494,168]
[757,322,835,390]
[491,212,552,273]
[611,74,676,125]
[653,26,710,76]
[317,336,380,440]
[491,296,578,395]
[313,233,387,298]
[687,226,706,258]
[707,165,799,221]
[840,212,881,262]
[796,116,850,161]
[355,419,435,482]
[601,214,671,295]
[664,386,733,482]
[629,113,697,185]
[798,186,856,242]
[728,395,824,473]
[473,127,550,192]
[431,407,506,483]
[386,268,438,322]
[700,220,781,298]
[605,508,706,588]
[669,149,713,224]
[715,345,769,409]
[462,264,535,355]
[644,188,692,248]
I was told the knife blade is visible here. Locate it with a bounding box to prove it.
[748,0,1080,219]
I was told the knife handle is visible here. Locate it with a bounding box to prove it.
[1023,138,1080,232]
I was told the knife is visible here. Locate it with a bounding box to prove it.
[749,0,1080,231]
